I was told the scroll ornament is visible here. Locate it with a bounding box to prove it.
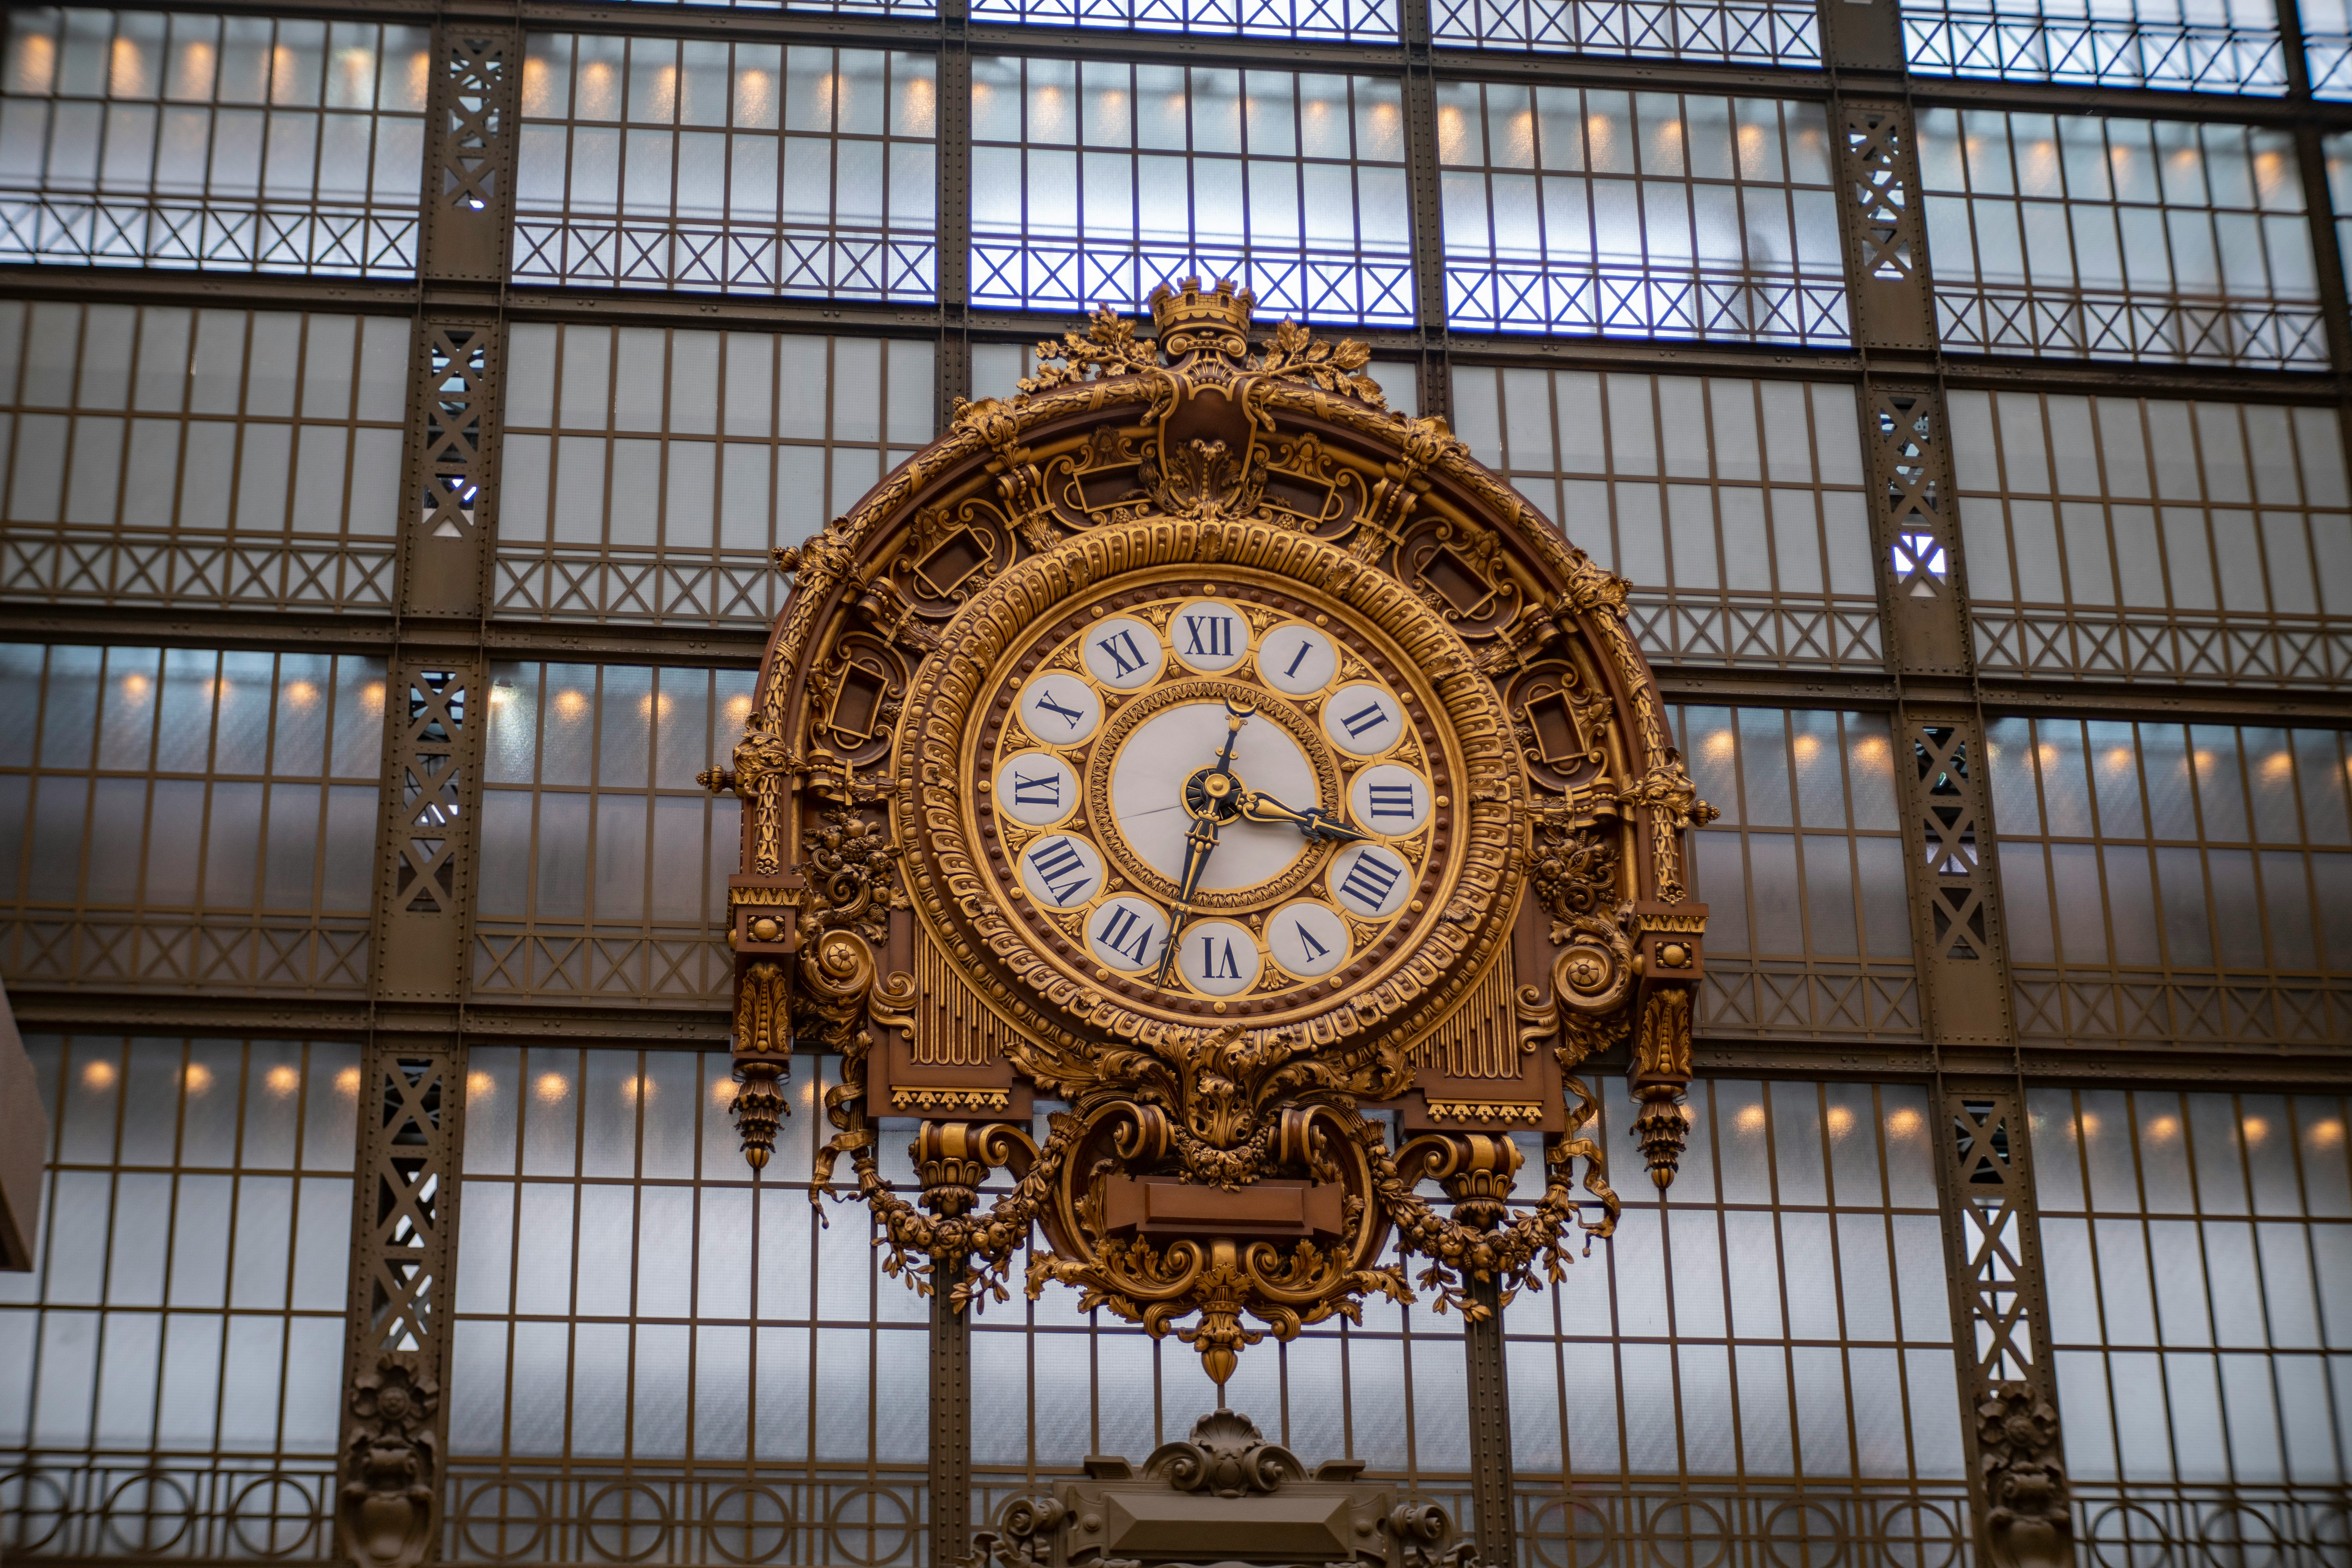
[339,1354,438,1568]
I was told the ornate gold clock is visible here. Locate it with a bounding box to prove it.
[706,281,1714,1385]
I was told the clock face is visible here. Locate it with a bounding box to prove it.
[968,579,1454,1018]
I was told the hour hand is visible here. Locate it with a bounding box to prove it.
[1236,789,1368,845]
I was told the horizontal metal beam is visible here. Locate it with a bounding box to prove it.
[0,602,770,665]
[0,266,419,314]
[1662,666,2352,726]
[9,267,2342,405]
[7,603,2348,725]
[64,0,2352,126]
[7,988,734,1046]
[15,986,2349,1087]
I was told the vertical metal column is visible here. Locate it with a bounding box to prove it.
[930,1257,974,1568]
[338,22,519,1568]
[1398,0,1451,425]
[1462,1276,1517,1568]
[2273,0,2352,468]
[1934,1091,2072,1568]
[1829,58,2078,1562]
[935,0,974,430]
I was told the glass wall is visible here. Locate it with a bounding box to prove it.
[1507,1076,1965,1558]
[514,38,937,299]
[1451,368,1877,668]
[0,1034,359,1560]
[474,662,751,1006]
[1919,110,2322,367]
[497,324,932,626]
[0,300,408,612]
[0,9,428,275]
[2033,1087,2352,1548]
[1437,87,1845,342]
[1987,717,2352,1047]
[0,643,383,994]
[1675,706,1919,1040]
[1952,390,2352,686]
[968,61,1412,323]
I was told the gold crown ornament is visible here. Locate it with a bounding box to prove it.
[1148,276,1254,363]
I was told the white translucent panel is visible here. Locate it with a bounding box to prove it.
[494,328,927,629]
[970,58,1410,325]
[1919,109,2321,368]
[0,10,426,275]
[1443,85,1845,343]
[1956,391,2352,686]
[1433,0,1818,62]
[514,36,935,300]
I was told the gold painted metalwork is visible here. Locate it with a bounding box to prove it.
[722,278,1714,1383]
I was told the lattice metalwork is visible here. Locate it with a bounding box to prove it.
[512,37,937,300]
[1987,715,2352,1048]
[412,325,493,546]
[2031,1087,2352,1543]
[0,10,428,275]
[336,1044,464,1568]
[495,326,930,626]
[2312,0,2352,97]
[1452,367,1881,669]
[1909,721,2002,971]
[973,0,1398,36]
[0,1034,360,1562]
[1902,0,2287,93]
[0,642,384,993]
[369,663,479,1008]
[471,663,750,1004]
[0,301,409,612]
[1431,0,1819,60]
[421,30,517,284]
[968,59,1413,323]
[1953,390,2352,687]
[1862,382,1973,677]
[1937,1089,2072,1568]
[1437,85,1847,342]
[1674,706,1922,1041]
[1919,108,2325,367]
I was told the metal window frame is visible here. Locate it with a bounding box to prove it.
[5,1,2352,1566]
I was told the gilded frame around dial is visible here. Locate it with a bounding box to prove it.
[896,517,1527,1059]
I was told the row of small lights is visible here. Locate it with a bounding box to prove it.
[69,1056,2350,1150]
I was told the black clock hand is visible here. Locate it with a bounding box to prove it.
[1154,802,1221,986]
[1154,701,1256,987]
[1235,789,1369,845]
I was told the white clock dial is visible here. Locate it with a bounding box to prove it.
[995,751,1080,827]
[1348,763,1431,835]
[1082,617,1166,690]
[1110,701,1318,890]
[1258,623,1336,697]
[1016,833,1104,909]
[1328,841,1412,919]
[1086,895,1169,971]
[1267,900,1350,977]
[1175,918,1262,995]
[1017,673,1101,746]
[1322,682,1405,757]
[1168,600,1249,673]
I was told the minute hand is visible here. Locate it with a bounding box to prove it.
[1235,789,1368,845]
